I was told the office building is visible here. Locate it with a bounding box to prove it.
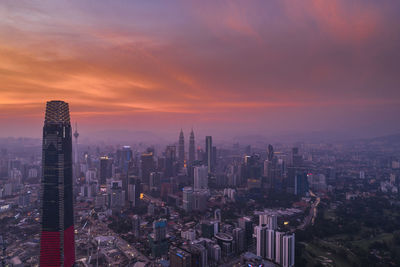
[193,190,209,212]
[154,219,167,241]
[141,151,155,186]
[194,165,208,190]
[169,247,191,267]
[295,173,309,196]
[150,219,169,258]
[149,171,162,191]
[267,144,274,161]
[264,145,278,190]
[182,187,193,212]
[99,156,111,186]
[110,182,125,210]
[120,146,132,174]
[205,136,212,173]
[233,227,245,254]
[238,216,253,249]
[40,100,75,266]
[211,244,221,263]
[201,220,219,238]
[119,146,132,200]
[85,169,96,183]
[165,145,177,177]
[181,229,196,241]
[178,129,185,166]
[189,244,208,267]
[95,193,107,208]
[128,176,140,207]
[188,129,195,166]
[212,146,217,168]
[132,215,140,238]
[215,232,234,257]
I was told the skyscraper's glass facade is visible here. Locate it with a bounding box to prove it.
[40,100,75,267]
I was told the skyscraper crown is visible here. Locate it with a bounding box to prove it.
[45,100,70,124]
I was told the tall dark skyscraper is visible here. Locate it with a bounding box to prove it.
[99,156,111,186]
[165,145,176,178]
[119,145,133,201]
[267,144,274,161]
[264,144,277,190]
[141,151,155,186]
[287,147,303,194]
[178,129,185,166]
[188,129,195,166]
[128,175,141,207]
[205,136,212,173]
[40,100,75,267]
[120,145,133,174]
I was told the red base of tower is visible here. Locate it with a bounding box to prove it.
[40,226,75,267]
[40,231,61,266]
[64,225,75,267]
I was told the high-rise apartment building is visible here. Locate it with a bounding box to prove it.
[255,225,267,258]
[40,100,75,266]
[282,234,295,267]
[266,229,275,260]
[275,232,295,266]
[259,213,278,230]
[275,231,284,265]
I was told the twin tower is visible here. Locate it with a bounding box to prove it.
[178,128,196,166]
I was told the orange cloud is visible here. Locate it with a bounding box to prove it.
[0,1,399,138]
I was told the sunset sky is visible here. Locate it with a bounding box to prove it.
[1,0,400,141]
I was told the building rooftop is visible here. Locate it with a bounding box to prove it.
[44,100,70,124]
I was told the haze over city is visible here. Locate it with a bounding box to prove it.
[1,0,400,141]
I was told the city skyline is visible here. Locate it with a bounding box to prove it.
[1,0,400,140]
[1,1,400,266]
[2,100,400,266]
